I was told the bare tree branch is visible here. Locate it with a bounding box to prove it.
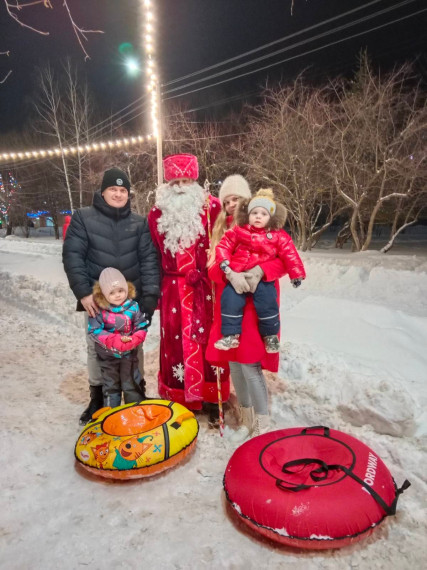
[1,0,104,83]
[4,0,50,35]
[62,0,104,61]
[0,48,12,83]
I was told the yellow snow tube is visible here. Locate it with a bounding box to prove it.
[75,399,198,479]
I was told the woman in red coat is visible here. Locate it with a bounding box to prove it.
[206,176,304,441]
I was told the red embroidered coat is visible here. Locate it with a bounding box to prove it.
[148,195,230,409]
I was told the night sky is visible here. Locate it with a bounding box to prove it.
[0,0,426,139]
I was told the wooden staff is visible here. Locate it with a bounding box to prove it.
[205,182,225,437]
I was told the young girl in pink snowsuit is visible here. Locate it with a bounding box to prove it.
[88,267,148,408]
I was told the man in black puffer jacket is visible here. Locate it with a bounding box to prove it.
[63,167,160,424]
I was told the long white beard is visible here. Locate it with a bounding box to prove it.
[155,182,207,256]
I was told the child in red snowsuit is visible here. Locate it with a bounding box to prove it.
[214,188,305,354]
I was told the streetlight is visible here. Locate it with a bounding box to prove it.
[124,57,141,76]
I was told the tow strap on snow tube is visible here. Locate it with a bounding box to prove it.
[275,426,411,516]
[223,425,411,549]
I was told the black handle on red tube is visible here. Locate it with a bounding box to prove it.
[300,426,330,437]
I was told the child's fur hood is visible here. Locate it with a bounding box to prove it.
[235,189,287,230]
[92,281,136,309]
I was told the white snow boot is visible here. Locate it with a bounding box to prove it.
[229,406,254,443]
[252,414,270,437]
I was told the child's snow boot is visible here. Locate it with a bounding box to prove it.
[229,406,254,443]
[79,385,104,425]
[252,414,270,437]
[263,335,280,353]
[214,334,240,351]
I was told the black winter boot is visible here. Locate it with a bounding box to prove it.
[138,377,148,400]
[79,385,104,425]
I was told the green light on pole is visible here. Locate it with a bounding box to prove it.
[118,42,134,55]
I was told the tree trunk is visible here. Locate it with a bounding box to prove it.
[61,153,74,212]
[349,210,361,251]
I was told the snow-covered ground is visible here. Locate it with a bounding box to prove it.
[1,234,427,569]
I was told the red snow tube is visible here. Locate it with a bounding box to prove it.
[223,426,410,550]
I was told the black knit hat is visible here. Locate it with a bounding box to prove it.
[101,167,130,193]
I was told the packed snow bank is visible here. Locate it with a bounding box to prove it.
[1,234,63,255]
[278,249,427,437]
[0,237,426,569]
[281,296,425,436]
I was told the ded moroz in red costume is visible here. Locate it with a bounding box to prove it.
[148,154,230,410]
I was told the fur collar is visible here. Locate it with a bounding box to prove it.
[92,281,136,309]
[235,198,287,230]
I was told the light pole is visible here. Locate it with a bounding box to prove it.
[155,81,163,186]
[141,0,163,185]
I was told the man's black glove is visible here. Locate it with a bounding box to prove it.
[291,278,302,288]
[140,295,159,324]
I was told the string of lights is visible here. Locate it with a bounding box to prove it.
[0,95,151,170]
[0,134,154,166]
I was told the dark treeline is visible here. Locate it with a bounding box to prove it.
[1,54,426,252]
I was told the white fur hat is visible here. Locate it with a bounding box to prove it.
[218,174,251,205]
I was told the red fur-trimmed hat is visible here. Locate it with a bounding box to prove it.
[163,154,199,182]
